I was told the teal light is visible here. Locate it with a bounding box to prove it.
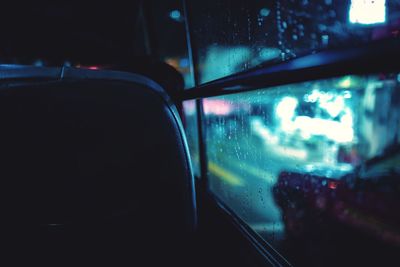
[259,8,270,17]
[169,10,181,21]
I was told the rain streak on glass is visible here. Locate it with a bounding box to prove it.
[187,0,400,83]
[202,73,400,267]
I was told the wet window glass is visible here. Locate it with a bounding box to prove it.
[148,0,194,88]
[203,73,400,267]
[182,100,201,177]
[187,0,400,83]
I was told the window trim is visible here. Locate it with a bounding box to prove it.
[180,38,400,100]
[208,193,293,267]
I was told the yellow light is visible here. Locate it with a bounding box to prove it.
[339,77,352,88]
[208,162,244,186]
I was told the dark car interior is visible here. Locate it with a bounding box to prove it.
[1,67,196,266]
[0,2,259,266]
[1,1,399,267]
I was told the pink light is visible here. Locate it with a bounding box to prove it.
[183,100,196,116]
[328,181,338,190]
[203,99,233,116]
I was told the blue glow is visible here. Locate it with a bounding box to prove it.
[321,35,329,46]
[33,60,44,67]
[349,0,386,25]
[259,47,281,61]
[179,58,189,68]
[169,10,181,20]
[259,8,270,17]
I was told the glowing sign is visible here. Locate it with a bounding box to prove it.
[349,0,386,25]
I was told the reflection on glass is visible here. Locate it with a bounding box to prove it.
[203,73,400,266]
[182,100,200,177]
[187,1,400,83]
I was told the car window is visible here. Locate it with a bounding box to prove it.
[179,1,400,266]
[186,0,400,84]
[201,72,400,266]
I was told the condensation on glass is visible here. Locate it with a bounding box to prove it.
[187,0,400,84]
[182,100,201,177]
[203,73,400,267]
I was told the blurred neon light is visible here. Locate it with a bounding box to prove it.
[274,145,308,160]
[208,161,244,186]
[169,10,181,20]
[320,95,345,117]
[203,99,233,116]
[259,47,281,61]
[183,100,196,116]
[293,116,354,143]
[276,93,354,143]
[78,65,100,70]
[259,8,270,17]
[251,118,279,145]
[304,90,351,117]
[339,76,353,88]
[276,97,298,121]
[328,181,338,190]
[349,0,386,25]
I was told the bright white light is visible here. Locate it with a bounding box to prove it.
[276,97,298,121]
[305,89,325,103]
[349,0,386,25]
[343,91,352,99]
[276,92,354,143]
[320,95,345,117]
[305,90,348,118]
[340,111,353,126]
[294,116,354,143]
[276,97,299,132]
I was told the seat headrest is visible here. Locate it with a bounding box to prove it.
[0,65,197,236]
